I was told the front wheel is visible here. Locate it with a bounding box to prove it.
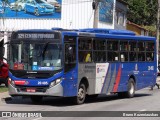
[24,8,27,13]
[17,6,22,11]
[73,83,86,105]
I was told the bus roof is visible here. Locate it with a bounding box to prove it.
[78,28,136,36]
[14,28,156,41]
[60,28,156,41]
[16,29,54,33]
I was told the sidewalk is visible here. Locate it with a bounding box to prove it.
[0,91,11,102]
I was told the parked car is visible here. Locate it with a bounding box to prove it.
[10,0,26,11]
[0,60,8,87]
[24,0,55,16]
[46,0,61,12]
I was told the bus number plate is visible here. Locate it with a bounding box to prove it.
[26,88,36,92]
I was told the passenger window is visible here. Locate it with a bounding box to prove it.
[138,42,145,51]
[107,40,118,51]
[78,38,92,63]
[129,41,137,51]
[138,52,145,61]
[120,41,128,51]
[146,41,155,61]
[64,36,76,73]
[129,52,137,61]
[93,39,106,50]
[93,39,106,62]
[94,51,106,62]
[108,51,119,62]
[120,41,128,62]
[137,42,145,61]
[129,41,137,62]
[107,40,119,62]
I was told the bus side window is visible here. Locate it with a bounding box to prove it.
[78,38,92,63]
[138,42,145,61]
[64,36,76,73]
[120,41,128,62]
[146,41,155,61]
[107,40,119,62]
[129,41,137,62]
[93,39,106,62]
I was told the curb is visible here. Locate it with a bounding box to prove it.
[0,91,12,102]
[1,97,12,102]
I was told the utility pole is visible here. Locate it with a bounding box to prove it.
[93,0,100,28]
[157,0,160,64]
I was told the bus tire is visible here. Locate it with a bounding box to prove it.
[30,96,43,104]
[125,78,135,98]
[87,94,98,99]
[74,83,86,105]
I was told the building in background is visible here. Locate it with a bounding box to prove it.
[0,0,127,31]
[114,0,127,30]
[127,21,149,36]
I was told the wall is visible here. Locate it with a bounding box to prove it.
[127,22,148,36]
[0,0,124,31]
[114,0,127,30]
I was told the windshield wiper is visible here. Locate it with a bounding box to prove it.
[38,42,50,58]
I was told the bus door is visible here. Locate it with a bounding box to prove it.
[64,36,77,96]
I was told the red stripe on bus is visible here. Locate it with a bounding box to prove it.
[14,80,26,85]
[113,65,122,92]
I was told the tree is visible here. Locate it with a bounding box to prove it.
[124,0,157,26]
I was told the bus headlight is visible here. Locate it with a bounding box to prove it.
[49,78,62,88]
[8,78,15,87]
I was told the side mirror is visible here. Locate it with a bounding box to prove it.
[0,47,4,60]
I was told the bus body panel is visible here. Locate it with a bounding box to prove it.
[78,62,157,95]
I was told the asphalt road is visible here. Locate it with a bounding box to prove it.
[0,86,160,120]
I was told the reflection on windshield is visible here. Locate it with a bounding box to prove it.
[9,42,62,71]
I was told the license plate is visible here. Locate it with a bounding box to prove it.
[26,88,36,92]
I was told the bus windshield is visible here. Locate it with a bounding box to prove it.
[9,41,62,71]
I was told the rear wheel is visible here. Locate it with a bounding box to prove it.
[125,78,135,98]
[34,8,39,16]
[30,96,43,103]
[73,83,86,105]
[118,78,135,98]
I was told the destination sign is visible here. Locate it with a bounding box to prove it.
[11,31,60,40]
[18,33,55,39]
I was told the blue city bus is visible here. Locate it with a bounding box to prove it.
[8,28,157,104]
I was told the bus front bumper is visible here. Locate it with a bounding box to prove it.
[8,83,63,97]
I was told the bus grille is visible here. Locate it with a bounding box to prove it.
[17,87,48,93]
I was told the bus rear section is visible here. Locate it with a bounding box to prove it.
[76,29,157,102]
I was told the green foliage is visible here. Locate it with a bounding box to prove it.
[124,0,157,26]
[0,86,8,93]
